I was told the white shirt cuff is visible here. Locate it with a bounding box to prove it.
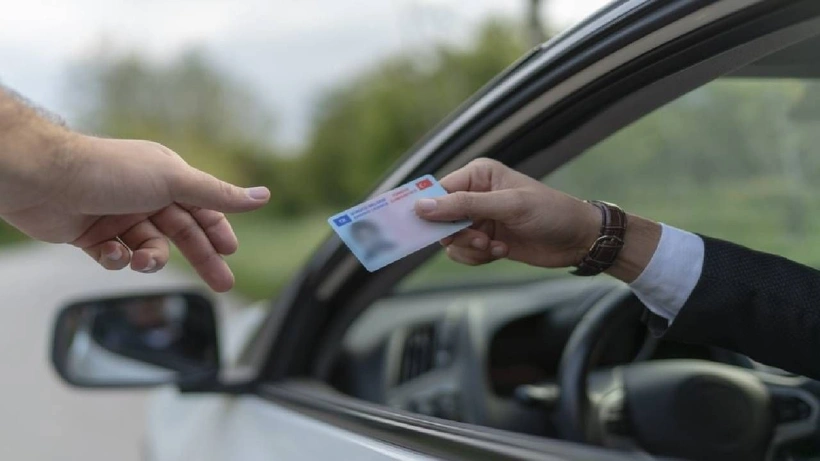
[629,223,704,323]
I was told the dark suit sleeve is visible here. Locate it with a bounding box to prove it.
[644,235,820,380]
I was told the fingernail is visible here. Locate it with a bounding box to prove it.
[416,199,437,213]
[246,186,270,201]
[471,238,486,250]
[491,245,505,258]
[105,247,122,261]
[141,259,156,273]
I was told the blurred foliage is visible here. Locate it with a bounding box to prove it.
[553,79,820,247]
[303,20,528,206]
[70,49,277,186]
[67,48,320,219]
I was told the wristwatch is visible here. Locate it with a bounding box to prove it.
[571,201,627,276]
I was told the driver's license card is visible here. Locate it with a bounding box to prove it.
[328,175,471,272]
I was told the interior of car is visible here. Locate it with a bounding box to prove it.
[323,29,820,461]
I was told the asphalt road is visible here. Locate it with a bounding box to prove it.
[0,242,243,461]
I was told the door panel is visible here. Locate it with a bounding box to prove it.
[145,390,433,461]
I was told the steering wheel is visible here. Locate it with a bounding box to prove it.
[554,285,820,461]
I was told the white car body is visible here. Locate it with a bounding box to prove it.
[143,302,432,461]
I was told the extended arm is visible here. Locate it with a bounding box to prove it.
[417,158,820,379]
[0,87,270,292]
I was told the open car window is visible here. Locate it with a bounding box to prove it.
[401,73,820,292]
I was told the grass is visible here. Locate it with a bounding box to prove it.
[226,212,331,300]
[170,210,332,301]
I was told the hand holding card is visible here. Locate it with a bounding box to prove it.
[328,175,471,272]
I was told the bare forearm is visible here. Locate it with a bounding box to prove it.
[0,87,272,291]
[0,87,65,148]
[0,88,74,212]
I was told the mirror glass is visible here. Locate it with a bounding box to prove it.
[52,293,219,387]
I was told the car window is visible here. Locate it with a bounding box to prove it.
[401,76,820,291]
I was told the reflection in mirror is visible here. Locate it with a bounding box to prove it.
[52,292,219,387]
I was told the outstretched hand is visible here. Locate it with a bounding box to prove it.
[0,135,270,292]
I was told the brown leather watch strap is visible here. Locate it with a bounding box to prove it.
[571,201,627,276]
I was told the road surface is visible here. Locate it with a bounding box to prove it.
[0,242,244,461]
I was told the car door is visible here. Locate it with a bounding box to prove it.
[227,0,820,459]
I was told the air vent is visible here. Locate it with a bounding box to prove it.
[398,324,437,384]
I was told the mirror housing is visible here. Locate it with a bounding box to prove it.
[51,291,220,389]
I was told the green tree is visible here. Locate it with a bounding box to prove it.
[303,20,530,207]
[65,48,328,218]
[68,49,278,187]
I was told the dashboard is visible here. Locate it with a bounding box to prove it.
[332,278,718,433]
[330,277,820,458]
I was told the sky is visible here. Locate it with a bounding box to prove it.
[0,0,613,147]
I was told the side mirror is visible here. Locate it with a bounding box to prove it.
[51,292,220,388]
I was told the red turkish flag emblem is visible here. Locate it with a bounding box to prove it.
[416,178,433,190]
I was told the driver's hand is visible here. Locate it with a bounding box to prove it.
[414,158,600,268]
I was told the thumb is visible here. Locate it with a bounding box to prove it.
[415,190,519,222]
[171,167,270,213]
